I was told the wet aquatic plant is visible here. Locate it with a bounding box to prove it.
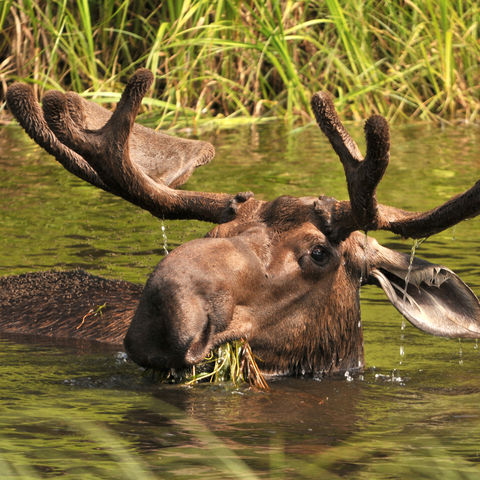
[145,339,269,390]
[76,302,107,330]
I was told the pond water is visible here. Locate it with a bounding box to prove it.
[0,120,479,479]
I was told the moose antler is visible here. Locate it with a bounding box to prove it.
[311,92,480,241]
[7,70,478,241]
[6,82,107,190]
[7,69,252,224]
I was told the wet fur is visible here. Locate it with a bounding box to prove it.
[0,270,141,345]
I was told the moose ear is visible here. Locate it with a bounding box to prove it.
[366,240,480,338]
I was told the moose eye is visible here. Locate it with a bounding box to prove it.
[310,246,329,265]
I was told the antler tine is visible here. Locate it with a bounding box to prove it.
[311,92,363,166]
[42,69,154,195]
[377,181,480,239]
[311,92,390,232]
[354,115,390,226]
[40,69,246,223]
[6,83,107,191]
[103,69,154,146]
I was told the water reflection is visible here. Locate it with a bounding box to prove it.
[153,378,362,453]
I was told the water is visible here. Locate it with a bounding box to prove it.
[0,121,479,479]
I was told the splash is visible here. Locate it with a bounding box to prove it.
[374,369,405,385]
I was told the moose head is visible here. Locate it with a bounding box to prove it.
[6,69,480,376]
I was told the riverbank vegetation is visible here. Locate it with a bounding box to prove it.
[1,0,479,128]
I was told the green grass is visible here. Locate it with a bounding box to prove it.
[1,0,479,127]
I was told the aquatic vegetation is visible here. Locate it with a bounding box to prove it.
[146,339,270,390]
[1,0,480,126]
[76,302,107,330]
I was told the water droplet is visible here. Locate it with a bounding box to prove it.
[114,351,128,364]
[161,220,169,255]
[458,338,464,365]
[359,231,369,285]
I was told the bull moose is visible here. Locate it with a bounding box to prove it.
[2,69,480,377]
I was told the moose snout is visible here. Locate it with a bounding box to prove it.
[123,235,261,371]
[123,283,218,371]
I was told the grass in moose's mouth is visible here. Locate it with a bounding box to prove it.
[143,340,270,390]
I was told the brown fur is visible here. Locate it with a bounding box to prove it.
[0,270,142,345]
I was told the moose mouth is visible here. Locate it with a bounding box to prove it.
[123,298,245,372]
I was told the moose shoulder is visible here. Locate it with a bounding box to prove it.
[4,69,480,376]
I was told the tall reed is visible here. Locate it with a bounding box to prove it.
[1,0,479,126]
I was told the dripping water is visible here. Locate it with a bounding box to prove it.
[458,339,464,365]
[399,238,426,364]
[399,312,405,365]
[358,231,369,330]
[402,237,427,305]
[399,344,405,365]
[161,220,169,256]
[358,231,369,285]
